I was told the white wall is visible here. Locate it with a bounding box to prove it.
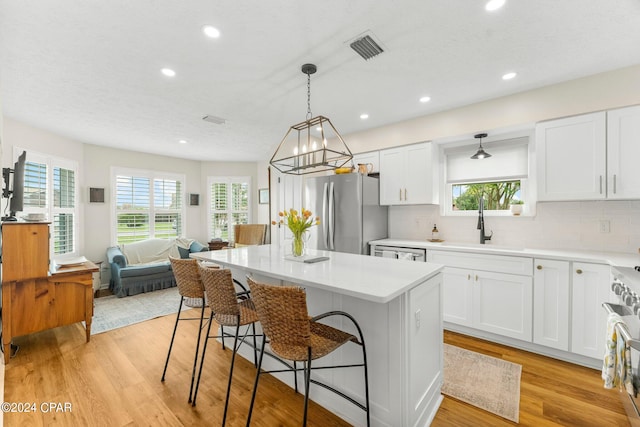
[333,64,640,254]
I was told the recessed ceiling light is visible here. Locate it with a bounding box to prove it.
[485,0,506,11]
[202,25,220,38]
[360,113,369,120]
[179,140,187,144]
[161,68,176,77]
[502,72,517,80]
[419,96,431,103]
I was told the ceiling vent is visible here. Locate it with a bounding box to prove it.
[350,34,384,60]
[202,115,226,125]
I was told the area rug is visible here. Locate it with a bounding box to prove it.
[90,287,191,335]
[442,343,522,423]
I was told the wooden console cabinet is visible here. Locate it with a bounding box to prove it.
[1,222,97,364]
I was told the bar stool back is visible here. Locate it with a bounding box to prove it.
[246,278,370,427]
[162,257,207,404]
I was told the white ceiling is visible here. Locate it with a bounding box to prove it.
[1,1,639,162]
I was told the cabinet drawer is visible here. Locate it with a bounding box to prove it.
[428,250,533,276]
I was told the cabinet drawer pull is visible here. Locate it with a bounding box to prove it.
[399,188,402,200]
[613,174,617,194]
[467,274,471,280]
[576,269,583,274]
[475,274,479,281]
[404,189,407,200]
[537,265,543,270]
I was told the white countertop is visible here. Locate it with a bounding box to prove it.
[191,245,443,304]
[370,238,640,268]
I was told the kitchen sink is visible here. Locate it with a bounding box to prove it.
[439,242,525,251]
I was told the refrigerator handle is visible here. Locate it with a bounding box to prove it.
[328,181,335,250]
[322,182,329,249]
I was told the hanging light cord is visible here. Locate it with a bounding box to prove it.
[306,71,313,120]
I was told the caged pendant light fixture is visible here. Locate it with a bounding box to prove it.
[270,64,353,175]
[470,133,492,159]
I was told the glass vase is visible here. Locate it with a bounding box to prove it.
[292,233,306,257]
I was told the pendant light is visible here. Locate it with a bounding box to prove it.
[270,64,353,175]
[470,133,491,159]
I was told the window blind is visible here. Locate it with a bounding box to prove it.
[446,137,529,183]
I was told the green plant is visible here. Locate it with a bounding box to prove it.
[510,200,524,205]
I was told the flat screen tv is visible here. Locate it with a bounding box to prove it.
[2,151,26,222]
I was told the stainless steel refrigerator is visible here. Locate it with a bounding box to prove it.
[304,173,388,255]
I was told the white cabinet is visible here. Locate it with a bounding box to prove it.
[571,262,611,359]
[441,267,473,327]
[536,111,606,201]
[379,142,433,205]
[351,151,380,173]
[533,259,570,351]
[537,105,640,201]
[429,250,533,341]
[607,105,640,199]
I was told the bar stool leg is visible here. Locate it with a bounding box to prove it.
[302,348,312,427]
[192,311,215,406]
[161,297,184,382]
[223,319,241,425]
[246,338,266,427]
[188,300,206,403]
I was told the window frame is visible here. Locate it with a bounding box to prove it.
[438,129,536,217]
[206,176,251,243]
[18,148,79,259]
[111,167,186,245]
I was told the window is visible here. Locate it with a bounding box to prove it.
[443,134,532,216]
[207,176,250,242]
[21,150,78,256]
[113,168,185,245]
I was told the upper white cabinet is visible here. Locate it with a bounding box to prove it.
[352,151,380,173]
[379,142,433,205]
[537,105,640,201]
[607,105,640,199]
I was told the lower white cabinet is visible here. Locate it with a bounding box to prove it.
[533,259,570,351]
[571,262,612,359]
[431,251,533,342]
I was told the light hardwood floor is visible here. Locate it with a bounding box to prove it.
[3,309,630,426]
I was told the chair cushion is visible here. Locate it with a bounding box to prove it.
[119,262,171,278]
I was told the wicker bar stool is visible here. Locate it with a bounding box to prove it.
[161,257,207,404]
[191,265,260,425]
[246,278,370,427]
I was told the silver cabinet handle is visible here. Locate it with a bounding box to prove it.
[475,274,479,281]
[537,265,543,270]
[599,175,603,194]
[399,188,402,201]
[404,188,407,200]
[613,174,617,194]
[467,274,471,280]
[576,269,583,275]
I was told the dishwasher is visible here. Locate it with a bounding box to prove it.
[372,245,426,262]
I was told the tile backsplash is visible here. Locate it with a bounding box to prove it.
[389,201,640,254]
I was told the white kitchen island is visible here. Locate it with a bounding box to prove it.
[191,245,443,427]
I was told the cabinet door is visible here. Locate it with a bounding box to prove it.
[404,143,432,204]
[571,262,611,359]
[379,147,405,205]
[1,223,50,281]
[352,151,380,173]
[536,112,606,201]
[441,267,473,327]
[473,271,533,341]
[607,105,640,199]
[533,259,570,351]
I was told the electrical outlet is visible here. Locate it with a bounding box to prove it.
[599,220,610,233]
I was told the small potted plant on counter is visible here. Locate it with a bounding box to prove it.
[510,200,524,216]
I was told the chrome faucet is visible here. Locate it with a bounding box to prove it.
[477,196,493,244]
